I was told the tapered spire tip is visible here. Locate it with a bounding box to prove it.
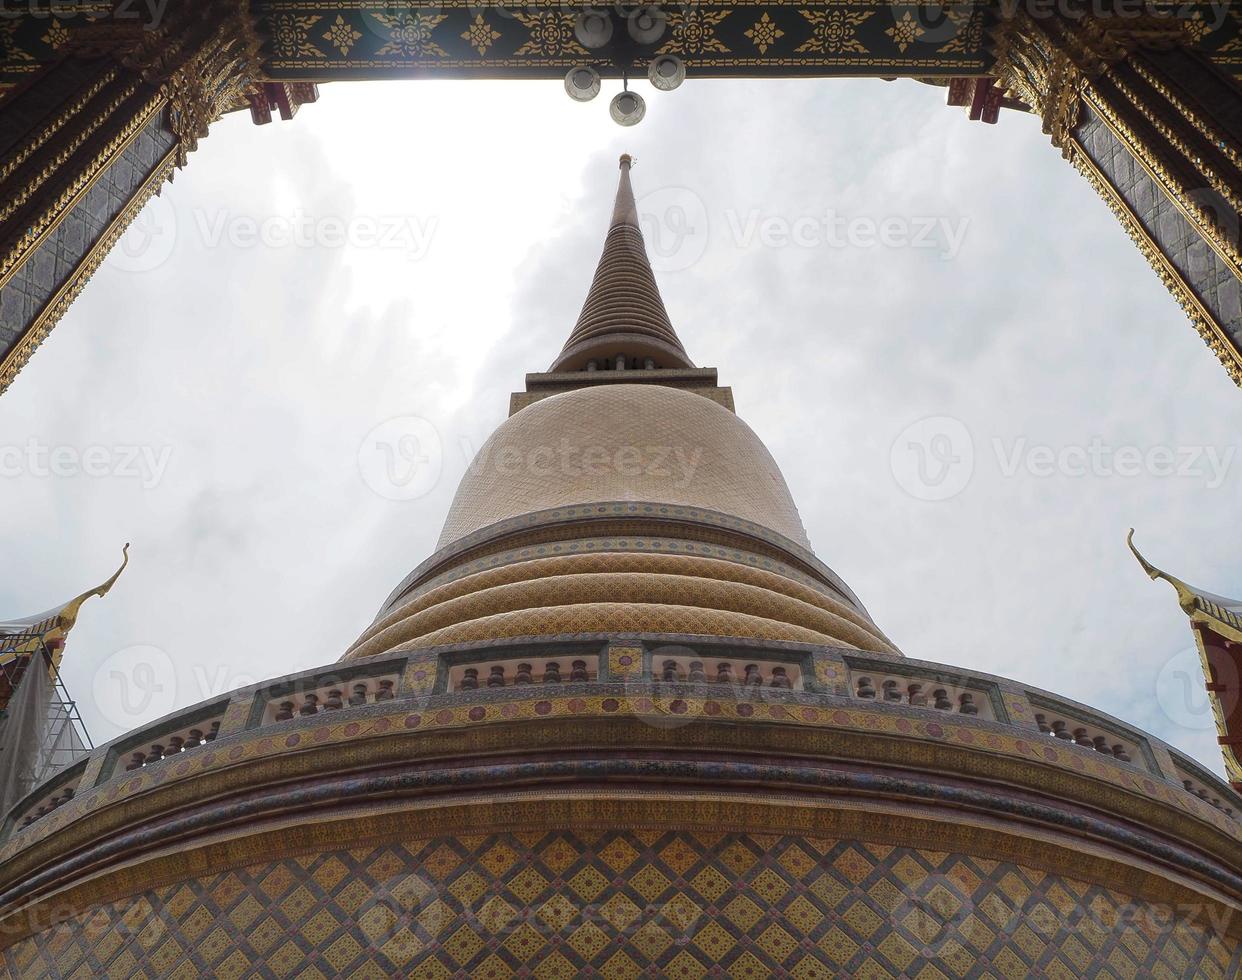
[611,153,639,228]
[549,155,693,373]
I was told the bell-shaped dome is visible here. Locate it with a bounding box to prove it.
[438,384,810,551]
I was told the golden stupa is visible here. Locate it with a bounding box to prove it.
[1,158,1240,978]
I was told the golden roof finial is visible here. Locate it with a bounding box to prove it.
[56,542,130,633]
[1127,529,1199,614]
[0,544,130,670]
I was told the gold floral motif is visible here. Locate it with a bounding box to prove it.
[1181,12,1215,45]
[1216,12,1241,53]
[745,13,784,55]
[796,10,872,56]
[514,12,586,58]
[461,14,502,57]
[933,8,980,56]
[0,21,32,61]
[269,13,322,59]
[373,11,448,58]
[322,15,361,57]
[885,12,925,53]
[607,646,643,679]
[40,19,69,50]
[661,9,731,56]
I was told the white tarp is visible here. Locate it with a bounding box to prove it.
[0,656,90,819]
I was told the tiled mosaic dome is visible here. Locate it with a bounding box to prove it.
[437,384,811,550]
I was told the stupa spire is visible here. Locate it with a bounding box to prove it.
[549,155,694,373]
[610,152,640,228]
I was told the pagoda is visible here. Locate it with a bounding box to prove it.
[1,162,1239,977]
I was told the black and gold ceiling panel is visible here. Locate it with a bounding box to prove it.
[250,2,1242,80]
[253,1,992,78]
[0,3,1239,88]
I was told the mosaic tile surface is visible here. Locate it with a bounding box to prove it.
[4,832,1238,978]
[436,386,812,550]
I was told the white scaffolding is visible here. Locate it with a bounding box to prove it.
[0,641,93,819]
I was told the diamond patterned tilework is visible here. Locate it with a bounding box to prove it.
[3,832,1239,977]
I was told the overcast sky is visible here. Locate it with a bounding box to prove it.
[2,76,1239,779]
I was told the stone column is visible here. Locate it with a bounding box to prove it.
[994,10,1242,386]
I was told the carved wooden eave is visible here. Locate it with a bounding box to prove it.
[1129,530,1242,791]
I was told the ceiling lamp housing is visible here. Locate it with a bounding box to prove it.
[648,54,685,91]
[627,6,667,44]
[574,10,613,48]
[610,89,647,126]
[565,66,602,102]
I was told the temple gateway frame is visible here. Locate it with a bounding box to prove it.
[1,0,1240,394]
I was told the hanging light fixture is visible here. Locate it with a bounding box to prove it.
[609,83,646,126]
[647,54,685,91]
[574,9,613,48]
[626,5,667,44]
[564,66,602,102]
